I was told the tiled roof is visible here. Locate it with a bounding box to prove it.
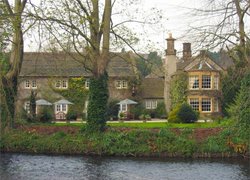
[177,51,234,71]
[140,78,164,99]
[20,52,136,77]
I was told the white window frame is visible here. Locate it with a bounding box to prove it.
[213,76,219,90]
[202,75,211,89]
[25,80,30,88]
[202,98,211,112]
[145,100,157,109]
[55,79,68,89]
[24,101,30,113]
[85,79,90,89]
[121,104,127,111]
[25,80,37,89]
[55,104,68,113]
[62,80,68,89]
[189,76,199,89]
[189,98,199,111]
[115,80,128,89]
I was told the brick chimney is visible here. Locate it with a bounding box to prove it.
[165,33,176,56]
[183,43,191,61]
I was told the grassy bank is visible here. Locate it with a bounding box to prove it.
[43,121,230,129]
[0,127,248,158]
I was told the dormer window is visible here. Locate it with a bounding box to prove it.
[115,80,128,89]
[55,80,68,89]
[25,80,37,89]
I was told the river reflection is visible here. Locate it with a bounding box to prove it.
[0,153,249,180]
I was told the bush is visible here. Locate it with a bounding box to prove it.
[155,102,167,119]
[168,104,181,123]
[106,100,119,120]
[130,104,144,119]
[37,107,53,123]
[168,103,198,123]
[177,103,198,123]
[66,109,77,120]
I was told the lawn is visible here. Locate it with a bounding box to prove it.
[46,120,230,129]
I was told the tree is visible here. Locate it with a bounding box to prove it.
[228,71,250,130]
[0,0,27,131]
[186,0,250,64]
[29,0,161,131]
[136,51,162,77]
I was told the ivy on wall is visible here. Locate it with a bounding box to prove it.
[170,72,188,109]
[53,77,89,116]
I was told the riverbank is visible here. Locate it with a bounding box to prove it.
[0,125,249,158]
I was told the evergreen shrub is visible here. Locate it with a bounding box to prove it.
[37,107,53,123]
[66,109,77,121]
[177,103,198,123]
[155,102,167,119]
[106,100,119,120]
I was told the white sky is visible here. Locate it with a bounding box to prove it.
[23,0,204,56]
[24,0,246,57]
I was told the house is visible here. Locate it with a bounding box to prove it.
[163,35,234,119]
[17,35,234,120]
[17,52,138,120]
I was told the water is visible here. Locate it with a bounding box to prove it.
[0,153,249,180]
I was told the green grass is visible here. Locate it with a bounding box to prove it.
[38,121,230,129]
[21,118,232,129]
[108,122,227,129]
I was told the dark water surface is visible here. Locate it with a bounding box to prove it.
[0,153,249,180]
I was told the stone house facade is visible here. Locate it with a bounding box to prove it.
[17,35,234,120]
[17,52,138,120]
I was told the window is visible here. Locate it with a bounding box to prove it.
[85,79,90,89]
[56,104,61,112]
[202,75,211,89]
[151,101,157,109]
[55,80,61,88]
[25,80,30,88]
[189,98,199,111]
[214,76,219,90]
[189,76,199,89]
[145,100,158,109]
[25,80,37,89]
[55,80,68,89]
[24,102,30,113]
[121,104,127,111]
[62,104,67,111]
[214,98,219,112]
[55,104,68,113]
[115,80,128,89]
[202,98,211,112]
[62,80,68,88]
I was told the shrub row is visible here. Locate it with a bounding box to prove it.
[1,127,246,157]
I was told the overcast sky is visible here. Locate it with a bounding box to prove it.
[24,0,204,56]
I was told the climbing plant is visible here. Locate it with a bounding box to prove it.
[87,73,109,132]
[170,72,188,109]
[53,77,89,117]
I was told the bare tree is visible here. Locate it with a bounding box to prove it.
[28,0,161,131]
[185,0,250,63]
[0,0,27,130]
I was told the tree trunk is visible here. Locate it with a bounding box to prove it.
[1,0,26,130]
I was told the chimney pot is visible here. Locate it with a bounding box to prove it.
[183,43,191,61]
[165,33,176,56]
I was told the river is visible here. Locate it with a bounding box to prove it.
[0,153,249,180]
